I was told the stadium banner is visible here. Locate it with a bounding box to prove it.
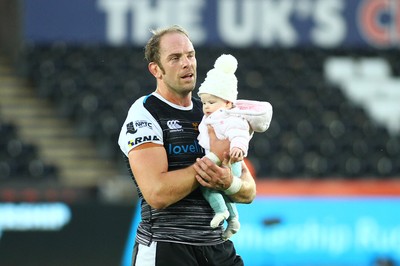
[23,0,400,48]
[232,196,400,266]
[0,202,134,266]
[122,196,400,266]
[1,183,399,266]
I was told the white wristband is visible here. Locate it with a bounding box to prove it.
[205,152,221,165]
[224,175,242,195]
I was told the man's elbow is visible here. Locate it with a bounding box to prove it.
[143,192,172,210]
[146,198,170,210]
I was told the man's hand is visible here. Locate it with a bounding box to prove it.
[193,153,232,191]
[193,153,256,203]
[208,126,230,162]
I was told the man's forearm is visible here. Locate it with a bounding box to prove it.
[226,163,256,203]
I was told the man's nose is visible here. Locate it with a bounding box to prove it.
[182,56,191,67]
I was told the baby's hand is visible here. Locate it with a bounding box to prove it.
[230,147,244,163]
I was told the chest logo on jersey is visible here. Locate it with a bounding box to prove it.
[126,120,152,134]
[167,120,183,132]
[168,140,204,155]
[128,135,160,147]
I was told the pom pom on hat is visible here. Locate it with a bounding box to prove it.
[198,54,238,102]
[214,54,238,74]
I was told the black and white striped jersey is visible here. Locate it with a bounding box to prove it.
[118,92,224,246]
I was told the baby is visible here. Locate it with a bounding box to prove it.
[197,54,273,240]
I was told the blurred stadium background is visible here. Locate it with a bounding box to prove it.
[1,0,400,265]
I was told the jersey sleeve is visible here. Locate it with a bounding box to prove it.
[118,96,163,157]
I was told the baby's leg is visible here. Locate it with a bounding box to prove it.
[222,196,241,240]
[201,187,230,228]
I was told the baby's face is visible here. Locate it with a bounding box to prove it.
[200,93,232,116]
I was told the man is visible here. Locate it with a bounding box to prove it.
[118,25,256,266]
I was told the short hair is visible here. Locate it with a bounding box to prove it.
[144,25,190,66]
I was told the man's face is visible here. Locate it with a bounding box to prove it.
[157,32,197,95]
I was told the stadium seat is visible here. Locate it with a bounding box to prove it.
[20,45,400,179]
[0,120,58,180]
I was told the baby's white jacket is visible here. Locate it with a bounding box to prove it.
[197,99,273,157]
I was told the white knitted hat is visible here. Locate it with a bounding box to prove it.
[198,54,238,102]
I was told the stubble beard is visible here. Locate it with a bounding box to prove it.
[174,76,197,97]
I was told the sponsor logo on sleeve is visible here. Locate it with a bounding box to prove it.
[126,122,137,134]
[128,135,161,147]
[126,120,153,134]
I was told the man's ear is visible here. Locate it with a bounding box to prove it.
[148,62,162,79]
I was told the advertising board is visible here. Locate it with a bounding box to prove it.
[23,0,400,48]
